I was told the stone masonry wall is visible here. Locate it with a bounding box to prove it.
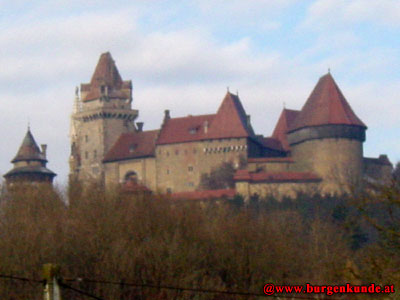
[155,138,248,193]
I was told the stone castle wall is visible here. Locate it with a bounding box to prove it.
[291,138,363,194]
[155,138,248,193]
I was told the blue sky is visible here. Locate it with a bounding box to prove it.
[0,0,399,185]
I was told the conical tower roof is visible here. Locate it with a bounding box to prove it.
[12,128,46,163]
[289,73,366,132]
[90,52,123,88]
[81,52,131,102]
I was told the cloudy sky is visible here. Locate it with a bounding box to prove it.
[1,0,399,185]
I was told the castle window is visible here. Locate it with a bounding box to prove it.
[184,149,188,155]
[166,188,172,194]
[193,149,197,154]
[94,150,97,158]
[85,135,89,142]
[187,182,194,187]
[175,149,179,155]
[166,169,170,175]
[129,144,138,153]
[189,127,198,135]
[85,151,89,159]
[188,166,193,172]
[124,171,138,184]
[166,151,170,157]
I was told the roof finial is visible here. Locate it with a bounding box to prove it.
[28,118,30,131]
[227,86,230,93]
[283,102,286,109]
[236,89,239,96]
[328,67,331,74]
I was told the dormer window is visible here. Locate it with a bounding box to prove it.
[100,85,108,95]
[189,127,198,135]
[129,144,138,153]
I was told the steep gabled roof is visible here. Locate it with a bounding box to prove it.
[157,92,255,145]
[271,109,300,151]
[207,92,254,139]
[104,130,159,162]
[81,52,131,101]
[12,129,46,163]
[289,73,366,132]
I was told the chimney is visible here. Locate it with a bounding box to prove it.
[164,109,170,120]
[204,120,209,134]
[41,144,47,159]
[246,115,251,128]
[137,122,144,132]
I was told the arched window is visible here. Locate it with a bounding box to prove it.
[124,171,138,183]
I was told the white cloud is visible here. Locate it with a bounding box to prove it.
[304,0,400,28]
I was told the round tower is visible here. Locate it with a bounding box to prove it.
[287,73,367,194]
[4,128,56,186]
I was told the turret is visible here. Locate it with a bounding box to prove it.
[4,128,56,185]
[287,73,367,193]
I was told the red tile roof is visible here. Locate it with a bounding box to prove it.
[156,114,216,145]
[234,170,321,183]
[289,73,366,131]
[157,92,254,145]
[260,137,285,152]
[171,188,236,200]
[248,157,294,163]
[364,155,392,166]
[81,52,131,101]
[271,109,300,151]
[103,130,159,162]
[122,180,152,193]
[207,92,255,139]
[12,129,46,163]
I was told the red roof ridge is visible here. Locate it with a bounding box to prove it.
[168,113,216,121]
[234,170,321,183]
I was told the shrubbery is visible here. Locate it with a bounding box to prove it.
[0,181,397,299]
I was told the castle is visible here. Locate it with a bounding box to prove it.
[64,52,393,199]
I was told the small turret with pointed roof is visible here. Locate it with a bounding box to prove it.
[4,128,56,185]
[12,128,47,163]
